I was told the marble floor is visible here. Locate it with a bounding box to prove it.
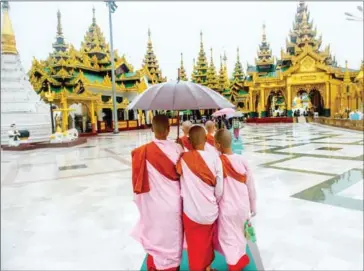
[1,123,363,270]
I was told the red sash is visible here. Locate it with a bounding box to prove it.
[132,142,179,194]
[206,134,215,146]
[178,136,193,151]
[177,150,216,187]
[220,154,246,183]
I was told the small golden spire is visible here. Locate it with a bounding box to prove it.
[1,1,17,55]
[92,6,96,25]
[193,58,195,66]
[180,52,183,65]
[237,47,240,61]
[200,31,203,42]
[210,48,213,62]
[56,10,63,36]
[148,27,151,43]
[262,23,266,42]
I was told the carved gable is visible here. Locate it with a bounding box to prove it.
[299,56,316,72]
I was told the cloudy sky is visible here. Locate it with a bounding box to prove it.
[5,1,364,80]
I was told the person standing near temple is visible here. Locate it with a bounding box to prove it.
[131,115,184,271]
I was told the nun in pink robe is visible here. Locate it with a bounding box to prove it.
[131,139,184,271]
[216,153,257,271]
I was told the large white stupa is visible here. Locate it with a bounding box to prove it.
[1,2,51,144]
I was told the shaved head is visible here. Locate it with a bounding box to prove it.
[152,115,170,135]
[189,125,206,149]
[214,129,232,149]
[205,120,215,134]
[182,121,193,135]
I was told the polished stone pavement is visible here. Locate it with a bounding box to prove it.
[1,123,363,270]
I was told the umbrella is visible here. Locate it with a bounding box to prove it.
[127,80,234,111]
[212,108,235,117]
[226,111,243,119]
[127,80,234,137]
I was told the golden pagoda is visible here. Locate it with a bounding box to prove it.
[244,1,361,118]
[28,8,148,133]
[1,1,17,55]
[192,31,209,86]
[142,28,166,84]
[219,52,232,99]
[179,53,188,81]
[206,48,219,91]
[230,47,249,112]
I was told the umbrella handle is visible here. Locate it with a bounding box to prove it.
[177,110,180,139]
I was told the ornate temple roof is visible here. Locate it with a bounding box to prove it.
[179,53,188,81]
[206,48,219,91]
[142,28,166,84]
[193,31,208,86]
[1,1,17,55]
[28,8,147,102]
[255,23,275,70]
[232,47,245,83]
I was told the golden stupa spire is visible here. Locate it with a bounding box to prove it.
[179,52,187,81]
[236,47,240,62]
[1,1,17,55]
[344,60,351,83]
[210,47,214,65]
[92,6,96,25]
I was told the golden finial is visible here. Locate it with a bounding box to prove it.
[200,31,203,42]
[180,52,183,65]
[262,22,266,42]
[92,6,96,25]
[223,51,227,64]
[193,58,195,66]
[1,1,17,55]
[237,47,240,61]
[57,10,63,36]
[210,48,213,59]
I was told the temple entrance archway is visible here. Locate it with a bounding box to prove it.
[266,90,286,117]
[309,88,324,115]
[293,86,324,116]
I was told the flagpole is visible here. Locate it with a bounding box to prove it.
[106,0,119,134]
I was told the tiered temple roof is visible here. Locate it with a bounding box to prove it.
[179,53,188,81]
[142,28,166,84]
[232,47,245,83]
[192,31,209,86]
[206,48,219,91]
[231,47,248,106]
[29,8,148,101]
[255,24,275,73]
[280,0,330,68]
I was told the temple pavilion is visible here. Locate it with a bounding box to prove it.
[189,1,363,118]
[28,8,165,133]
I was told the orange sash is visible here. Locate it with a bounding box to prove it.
[178,136,193,151]
[132,142,179,194]
[177,150,216,187]
[220,154,246,183]
[206,134,215,146]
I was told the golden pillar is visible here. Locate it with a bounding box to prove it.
[259,88,265,117]
[91,100,96,133]
[249,90,253,113]
[60,92,68,132]
[287,85,292,117]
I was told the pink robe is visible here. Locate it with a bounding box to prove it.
[177,150,224,270]
[131,139,183,270]
[217,154,257,266]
